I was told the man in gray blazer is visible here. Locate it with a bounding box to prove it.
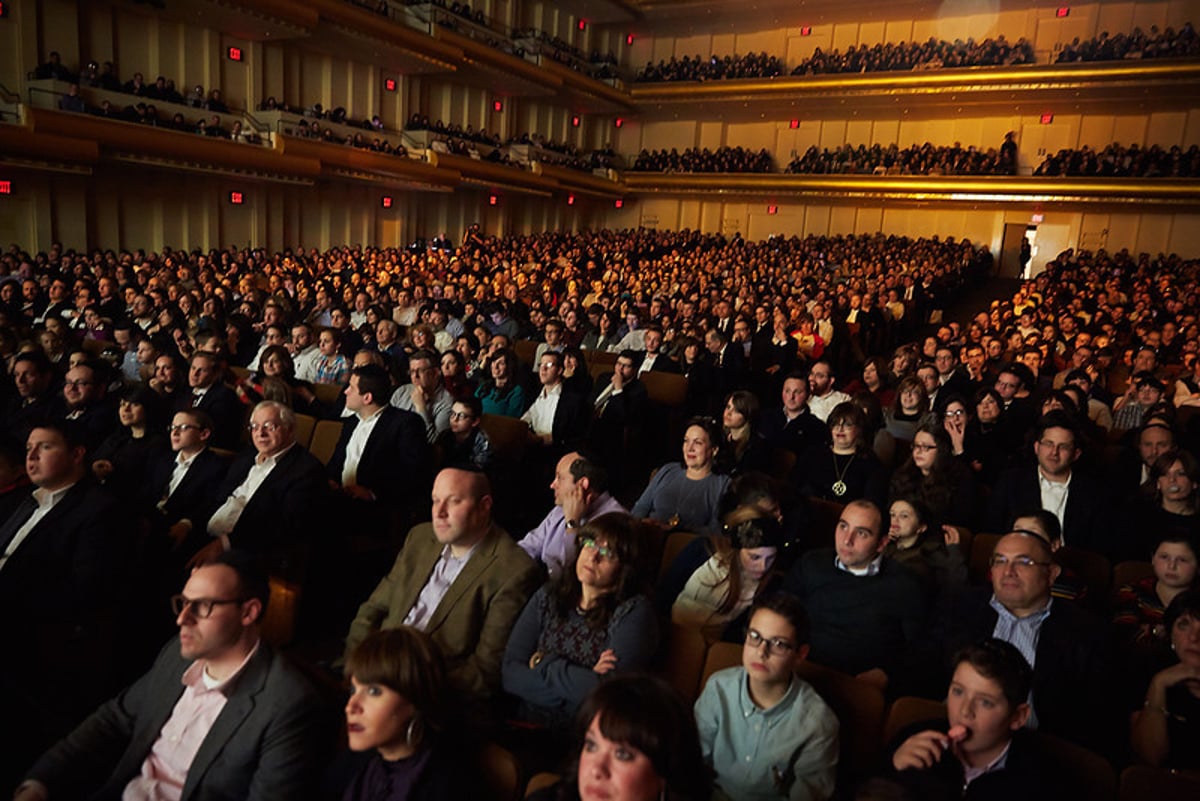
[14,551,327,801]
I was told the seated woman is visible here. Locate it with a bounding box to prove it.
[526,674,711,801]
[91,386,164,502]
[659,511,785,640]
[1132,590,1200,771]
[439,349,475,400]
[474,346,526,418]
[1118,449,1200,561]
[884,497,967,596]
[792,402,887,509]
[695,593,839,801]
[338,626,473,800]
[883,376,929,442]
[632,417,730,535]
[436,396,493,470]
[562,346,593,397]
[965,387,1010,486]
[502,513,658,732]
[845,356,895,408]
[314,327,350,386]
[888,421,977,529]
[882,638,1065,801]
[717,390,771,477]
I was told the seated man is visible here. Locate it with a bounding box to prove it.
[882,638,1064,801]
[695,593,839,801]
[926,529,1115,756]
[4,352,56,443]
[189,401,327,572]
[54,360,117,452]
[176,351,243,450]
[389,349,453,444]
[144,409,229,562]
[518,451,627,581]
[345,467,542,699]
[13,551,327,801]
[759,371,829,457]
[781,499,926,692]
[522,351,588,449]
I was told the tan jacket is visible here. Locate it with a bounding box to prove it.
[345,522,540,698]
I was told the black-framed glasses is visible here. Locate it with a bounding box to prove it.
[167,424,201,433]
[989,555,1052,571]
[171,594,246,618]
[745,628,795,656]
[449,410,474,420]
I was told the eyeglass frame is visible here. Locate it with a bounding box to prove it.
[988,554,1053,571]
[745,628,796,656]
[170,594,248,618]
[579,537,617,562]
[167,423,203,433]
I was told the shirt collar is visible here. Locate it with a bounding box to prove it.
[738,669,799,716]
[541,383,563,400]
[255,441,295,467]
[835,553,884,577]
[182,638,261,694]
[32,481,77,508]
[176,447,204,467]
[963,740,1013,786]
[990,594,1054,622]
[356,406,386,424]
[1037,467,1072,487]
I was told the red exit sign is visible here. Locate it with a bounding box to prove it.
[229,191,244,205]
[227,46,243,62]
[0,180,11,195]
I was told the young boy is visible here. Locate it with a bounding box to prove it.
[695,593,839,801]
[885,638,1064,800]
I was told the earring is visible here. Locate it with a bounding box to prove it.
[405,715,423,747]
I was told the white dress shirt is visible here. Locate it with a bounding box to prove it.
[1037,468,1071,541]
[207,444,295,543]
[522,383,563,436]
[342,408,384,486]
[0,483,76,572]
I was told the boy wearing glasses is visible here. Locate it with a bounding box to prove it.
[695,593,839,801]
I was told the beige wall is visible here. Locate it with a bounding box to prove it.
[605,199,1200,260]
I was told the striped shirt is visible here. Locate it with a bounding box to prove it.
[990,595,1052,728]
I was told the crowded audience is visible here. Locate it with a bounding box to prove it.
[636,52,786,82]
[631,146,774,173]
[1056,22,1199,63]
[4,228,1200,800]
[786,135,1019,175]
[791,34,1035,74]
[1035,142,1200,177]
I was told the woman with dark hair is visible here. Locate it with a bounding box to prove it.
[717,390,770,476]
[884,497,967,595]
[527,674,711,801]
[503,513,657,731]
[632,416,730,535]
[658,512,785,639]
[439,348,475,399]
[1132,590,1200,770]
[847,355,895,408]
[475,346,526,418]
[338,626,473,800]
[792,401,887,508]
[581,310,621,353]
[1119,449,1200,560]
[562,346,593,397]
[90,386,164,502]
[883,375,929,442]
[965,386,1009,485]
[889,421,977,529]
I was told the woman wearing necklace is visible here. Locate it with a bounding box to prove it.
[632,417,730,535]
[792,402,887,509]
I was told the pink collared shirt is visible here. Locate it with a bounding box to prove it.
[122,642,260,801]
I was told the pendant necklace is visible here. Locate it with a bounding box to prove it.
[831,451,856,497]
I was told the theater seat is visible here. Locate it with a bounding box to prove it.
[658,530,700,580]
[1112,560,1154,588]
[1119,765,1200,801]
[292,412,317,450]
[312,382,343,406]
[308,419,344,465]
[480,742,522,801]
[640,371,688,408]
[659,622,709,703]
[968,532,1002,584]
[883,696,947,744]
[525,772,560,797]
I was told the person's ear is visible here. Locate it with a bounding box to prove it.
[577,476,591,495]
[198,427,212,442]
[1048,562,1062,583]
[792,643,811,670]
[1009,702,1031,731]
[242,597,264,626]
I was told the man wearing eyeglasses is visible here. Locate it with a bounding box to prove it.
[53,360,117,452]
[983,410,1114,556]
[187,401,326,573]
[143,410,229,564]
[923,528,1115,757]
[13,551,326,801]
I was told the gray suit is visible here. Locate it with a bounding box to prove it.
[25,638,327,801]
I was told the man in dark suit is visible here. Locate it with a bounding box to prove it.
[925,530,1116,757]
[53,360,117,452]
[984,410,1114,556]
[704,327,746,403]
[760,371,830,457]
[144,409,229,563]
[328,365,430,523]
[637,326,679,374]
[187,401,327,575]
[14,551,327,801]
[589,350,650,476]
[177,352,243,450]
[521,351,589,450]
[0,422,122,776]
[4,351,56,442]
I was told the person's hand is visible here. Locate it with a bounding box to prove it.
[186,539,225,571]
[1152,660,1200,694]
[560,481,589,524]
[13,781,49,801]
[91,460,114,481]
[342,484,375,501]
[611,369,625,392]
[593,649,618,675]
[856,667,889,690]
[942,525,963,546]
[167,520,191,550]
[892,729,954,771]
[410,387,428,414]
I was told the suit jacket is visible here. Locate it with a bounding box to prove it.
[204,444,328,560]
[178,383,244,450]
[327,406,430,508]
[640,353,680,374]
[983,466,1114,556]
[550,388,590,449]
[144,446,229,527]
[26,638,327,801]
[589,375,649,430]
[927,587,1116,756]
[346,522,541,698]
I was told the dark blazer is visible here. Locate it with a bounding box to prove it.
[759,406,829,456]
[26,637,328,801]
[640,353,680,374]
[589,374,649,430]
[549,388,590,449]
[178,383,244,450]
[326,406,430,508]
[926,587,1116,756]
[144,446,229,527]
[204,444,328,560]
[983,466,1114,555]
